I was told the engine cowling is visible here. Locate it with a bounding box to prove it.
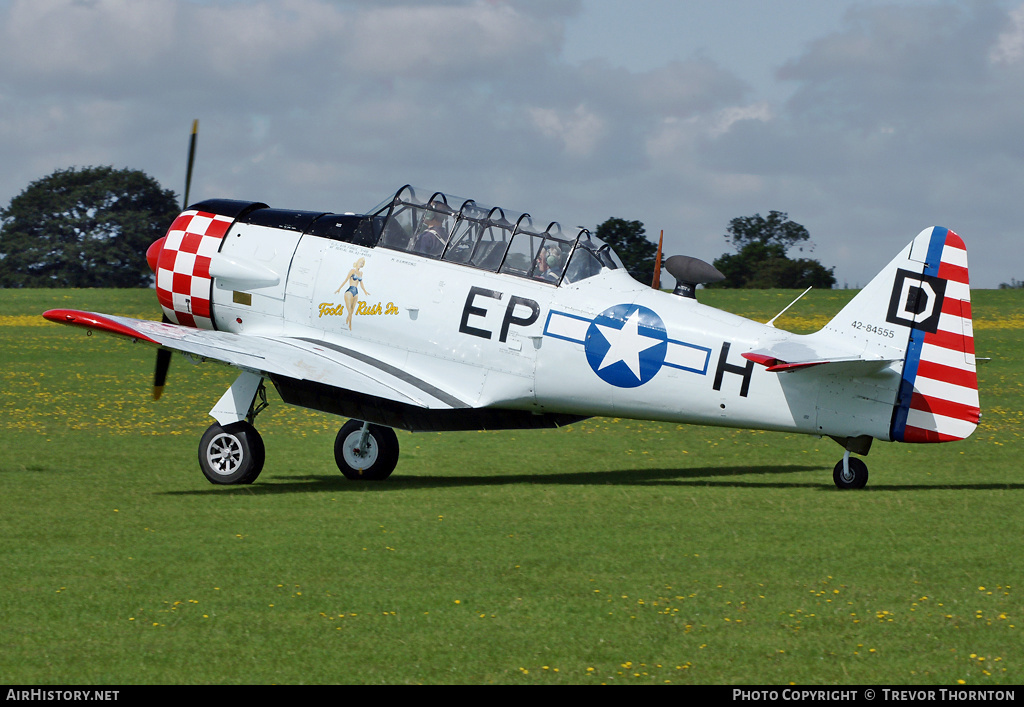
[152,210,236,329]
[148,200,269,329]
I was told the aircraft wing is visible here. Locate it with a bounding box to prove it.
[42,309,468,410]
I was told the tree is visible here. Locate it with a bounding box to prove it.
[594,217,658,284]
[710,211,836,289]
[723,211,811,252]
[0,166,180,288]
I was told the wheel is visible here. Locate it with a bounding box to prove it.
[334,420,399,480]
[833,456,868,490]
[198,421,265,485]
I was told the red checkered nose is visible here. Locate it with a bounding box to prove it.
[154,210,234,329]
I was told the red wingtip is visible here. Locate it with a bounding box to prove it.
[42,309,160,345]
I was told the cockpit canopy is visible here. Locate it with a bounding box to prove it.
[371,185,623,286]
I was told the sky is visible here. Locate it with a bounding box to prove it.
[1,0,1022,289]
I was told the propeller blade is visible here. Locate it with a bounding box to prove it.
[154,347,171,401]
[183,119,198,210]
[155,119,199,400]
[153,313,173,400]
[155,119,198,400]
[652,229,664,289]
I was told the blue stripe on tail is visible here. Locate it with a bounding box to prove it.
[890,228,947,442]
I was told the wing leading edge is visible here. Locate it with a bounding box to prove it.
[42,309,467,411]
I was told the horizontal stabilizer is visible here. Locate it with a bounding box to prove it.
[743,350,899,374]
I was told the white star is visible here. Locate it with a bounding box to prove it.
[594,309,662,380]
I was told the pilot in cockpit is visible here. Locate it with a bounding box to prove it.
[413,210,448,257]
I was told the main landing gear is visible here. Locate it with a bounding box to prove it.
[197,371,399,485]
[198,371,269,485]
[199,420,266,485]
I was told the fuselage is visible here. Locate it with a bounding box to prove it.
[148,191,900,441]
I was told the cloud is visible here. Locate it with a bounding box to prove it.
[0,0,745,186]
[1,0,1023,288]
[991,1,1024,63]
[776,3,1009,129]
[1,0,178,83]
[0,0,556,95]
[342,2,562,79]
[528,103,607,157]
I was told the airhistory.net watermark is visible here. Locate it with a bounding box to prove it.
[6,690,119,702]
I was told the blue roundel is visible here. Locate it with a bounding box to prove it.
[584,304,668,388]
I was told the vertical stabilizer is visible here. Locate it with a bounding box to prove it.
[823,227,979,443]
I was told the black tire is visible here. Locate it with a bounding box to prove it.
[833,456,868,490]
[199,421,265,485]
[334,420,399,480]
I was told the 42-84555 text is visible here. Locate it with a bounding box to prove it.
[850,321,895,338]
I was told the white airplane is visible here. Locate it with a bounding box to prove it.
[43,183,979,490]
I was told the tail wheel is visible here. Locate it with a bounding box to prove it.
[334,420,399,481]
[199,421,265,485]
[833,456,868,490]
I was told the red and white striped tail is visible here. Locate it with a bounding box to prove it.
[891,228,980,443]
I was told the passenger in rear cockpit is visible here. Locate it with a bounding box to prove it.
[535,244,563,282]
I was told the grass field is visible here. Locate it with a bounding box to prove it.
[1,287,1022,685]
